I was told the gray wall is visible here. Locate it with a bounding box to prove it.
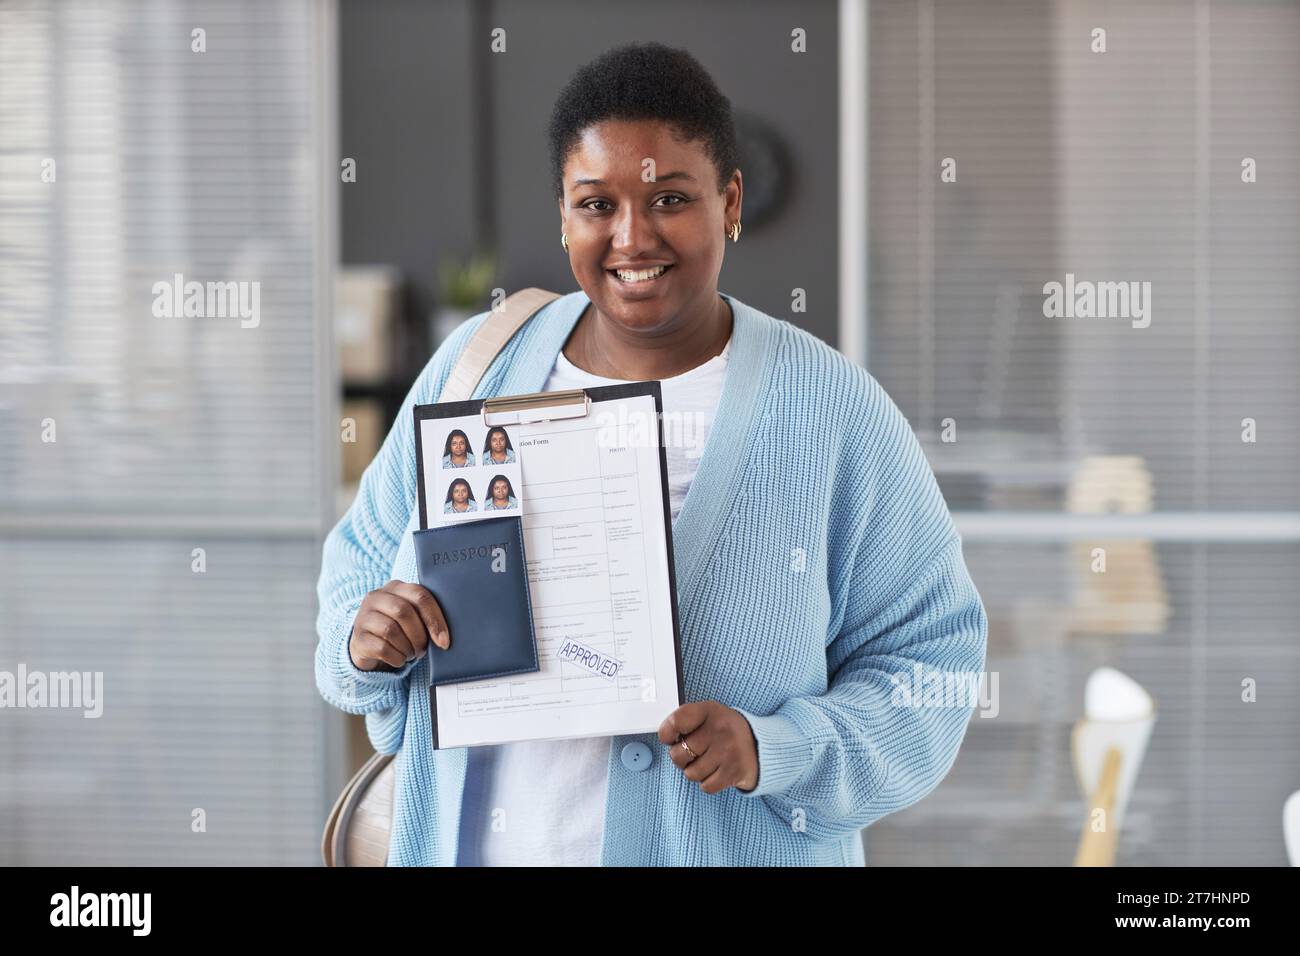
[339,0,840,363]
[339,0,477,356]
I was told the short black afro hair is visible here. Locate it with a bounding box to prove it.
[547,42,739,202]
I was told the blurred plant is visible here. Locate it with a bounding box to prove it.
[437,249,497,309]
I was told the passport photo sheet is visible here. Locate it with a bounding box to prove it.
[414,383,686,749]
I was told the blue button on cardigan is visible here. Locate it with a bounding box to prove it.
[315,290,988,866]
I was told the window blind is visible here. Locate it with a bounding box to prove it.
[0,0,336,864]
[863,0,1300,865]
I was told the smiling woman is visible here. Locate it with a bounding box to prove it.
[314,41,989,868]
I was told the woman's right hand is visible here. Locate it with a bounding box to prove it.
[348,580,451,671]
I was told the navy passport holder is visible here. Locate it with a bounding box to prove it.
[412,515,539,686]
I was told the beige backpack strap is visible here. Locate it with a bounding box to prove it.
[437,287,563,402]
[320,292,561,868]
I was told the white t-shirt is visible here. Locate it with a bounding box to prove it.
[455,335,731,866]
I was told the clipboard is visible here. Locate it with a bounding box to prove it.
[412,381,686,750]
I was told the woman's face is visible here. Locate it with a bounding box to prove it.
[452,482,469,503]
[492,479,509,501]
[450,434,466,456]
[559,119,742,335]
[490,431,506,453]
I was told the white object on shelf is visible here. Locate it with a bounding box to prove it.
[1284,790,1300,866]
[1072,667,1156,839]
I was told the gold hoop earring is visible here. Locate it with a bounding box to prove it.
[727,221,742,243]
[561,232,569,252]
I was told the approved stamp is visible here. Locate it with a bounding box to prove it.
[556,639,622,681]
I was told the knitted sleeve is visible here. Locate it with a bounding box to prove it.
[313,313,486,720]
[733,379,989,841]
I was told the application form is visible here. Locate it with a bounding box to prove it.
[417,390,684,748]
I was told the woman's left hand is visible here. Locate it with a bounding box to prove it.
[658,701,760,795]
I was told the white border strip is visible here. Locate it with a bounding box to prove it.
[839,0,868,367]
[952,511,1300,542]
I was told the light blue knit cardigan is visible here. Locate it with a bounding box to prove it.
[315,290,988,866]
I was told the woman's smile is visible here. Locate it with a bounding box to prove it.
[607,262,675,296]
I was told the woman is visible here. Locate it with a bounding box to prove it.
[442,478,477,514]
[441,429,475,468]
[315,42,987,867]
[481,426,516,465]
[483,475,518,510]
